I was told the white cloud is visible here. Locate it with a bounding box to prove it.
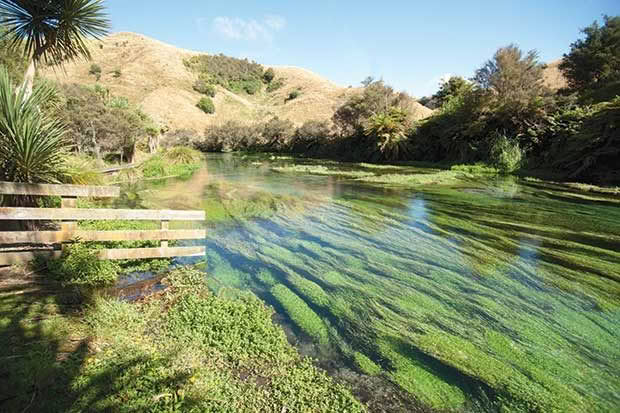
[264,14,286,30]
[212,15,286,43]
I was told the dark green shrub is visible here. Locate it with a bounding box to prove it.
[266,78,284,92]
[193,78,216,97]
[184,54,264,93]
[197,97,215,114]
[112,68,121,78]
[242,80,261,95]
[286,89,301,102]
[263,67,275,83]
[47,243,120,288]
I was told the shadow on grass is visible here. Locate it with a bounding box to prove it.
[0,270,199,412]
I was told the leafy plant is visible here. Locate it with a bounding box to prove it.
[89,63,102,80]
[47,243,120,288]
[0,67,68,184]
[266,78,284,92]
[197,97,215,114]
[193,78,216,97]
[489,133,523,173]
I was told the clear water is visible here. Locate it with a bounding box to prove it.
[120,153,620,412]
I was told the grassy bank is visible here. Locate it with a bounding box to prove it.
[0,266,364,412]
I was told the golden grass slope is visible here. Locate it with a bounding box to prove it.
[40,32,432,135]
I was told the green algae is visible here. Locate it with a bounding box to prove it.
[119,153,620,412]
[270,284,330,346]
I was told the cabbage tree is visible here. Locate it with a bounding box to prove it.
[0,0,110,96]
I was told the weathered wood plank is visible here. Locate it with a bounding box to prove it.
[0,250,62,266]
[0,246,205,265]
[0,181,120,198]
[0,229,206,244]
[0,208,206,221]
[98,246,205,260]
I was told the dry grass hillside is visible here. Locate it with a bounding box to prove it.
[543,60,568,90]
[40,32,433,135]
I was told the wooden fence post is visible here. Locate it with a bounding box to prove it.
[161,220,169,248]
[61,196,78,251]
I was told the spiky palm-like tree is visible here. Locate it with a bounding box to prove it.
[364,107,411,161]
[0,0,110,95]
[0,66,68,184]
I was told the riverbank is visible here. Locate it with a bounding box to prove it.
[0,265,364,412]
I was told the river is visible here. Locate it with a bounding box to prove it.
[118,153,620,412]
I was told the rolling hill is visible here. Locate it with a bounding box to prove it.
[40,32,432,134]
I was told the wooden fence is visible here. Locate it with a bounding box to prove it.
[0,181,206,266]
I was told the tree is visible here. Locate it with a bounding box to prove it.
[432,76,472,107]
[0,0,110,95]
[473,44,546,107]
[364,107,411,160]
[559,15,620,91]
[332,80,411,136]
[0,67,68,184]
[361,76,375,87]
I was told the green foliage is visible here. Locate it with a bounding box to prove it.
[140,152,201,179]
[353,352,382,376]
[289,120,331,153]
[332,80,413,136]
[89,63,101,80]
[184,54,264,94]
[559,15,620,92]
[364,107,411,161]
[197,96,215,114]
[48,83,153,162]
[433,76,472,108]
[0,0,110,66]
[47,243,120,288]
[271,284,330,346]
[266,77,285,92]
[0,67,69,184]
[489,133,523,173]
[193,78,216,97]
[162,146,202,164]
[263,67,275,83]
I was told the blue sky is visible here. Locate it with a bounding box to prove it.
[106,1,620,97]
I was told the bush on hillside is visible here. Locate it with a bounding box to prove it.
[267,78,285,92]
[193,78,216,97]
[263,68,275,83]
[89,63,102,80]
[184,54,264,92]
[286,89,301,102]
[197,97,215,114]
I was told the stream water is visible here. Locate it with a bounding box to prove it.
[118,153,620,412]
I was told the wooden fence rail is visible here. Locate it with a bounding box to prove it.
[0,181,206,266]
